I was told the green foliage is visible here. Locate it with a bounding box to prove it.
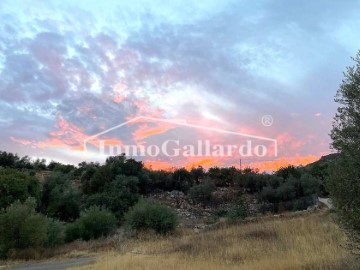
[88,165,114,194]
[48,162,75,174]
[244,173,269,194]
[65,206,117,241]
[208,166,239,187]
[0,198,48,257]
[33,158,47,171]
[0,151,19,168]
[80,165,98,194]
[276,165,302,179]
[104,155,149,193]
[227,199,248,223]
[64,222,82,243]
[46,218,65,247]
[329,51,360,245]
[172,168,193,192]
[125,199,178,234]
[190,166,205,184]
[15,156,33,170]
[84,175,140,218]
[148,170,174,191]
[328,155,360,244]
[0,169,40,209]
[189,181,216,202]
[258,174,319,212]
[308,162,330,196]
[42,172,80,221]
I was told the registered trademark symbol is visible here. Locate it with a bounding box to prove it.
[261,115,274,127]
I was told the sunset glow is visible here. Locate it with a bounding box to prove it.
[1,0,359,169]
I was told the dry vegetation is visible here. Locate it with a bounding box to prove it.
[74,211,358,270]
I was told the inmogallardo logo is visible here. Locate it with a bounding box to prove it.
[83,116,277,162]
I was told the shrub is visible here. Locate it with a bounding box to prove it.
[189,181,216,203]
[46,219,65,247]
[64,222,82,243]
[125,199,178,234]
[207,166,239,187]
[0,198,48,257]
[66,206,117,241]
[227,199,248,223]
[300,174,320,196]
[84,175,140,218]
[258,186,279,203]
[0,169,40,209]
[41,172,80,221]
[276,165,302,179]
[172,168,193,193]
[293,198,307,211]
[0,151,19,168]
[244,173,268,194]
[148,170,174,191]
[88,166,114,194]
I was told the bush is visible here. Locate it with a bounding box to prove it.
[125,199,178,234]
[41,172,80,221]
[227,199,248,223]
[172,168,193,193]
[0,198,48,257]
[46,219,65,247]
[189,181,216,203]
[244,173,268,194]
[87,166,114,194]
[84,175,140,218]
[64,222,82,243]
[66,206,117,241]
[0,169,41,209]
[276,165,302,179]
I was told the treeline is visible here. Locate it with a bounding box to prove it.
[0,150,328,258]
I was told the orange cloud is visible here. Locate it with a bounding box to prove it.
[10,137,32,145]
[132,122,176,141]
[245,155,321,172]
[143,154,321,172]
[144,160,174,171]
[184,157,221,170]
[12,116,123,151]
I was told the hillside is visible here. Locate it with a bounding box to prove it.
[74,211,357,270]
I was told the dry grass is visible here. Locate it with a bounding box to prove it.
[5,235,122,262]
[74,211,359,270]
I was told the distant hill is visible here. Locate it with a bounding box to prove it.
[305,153,339,170]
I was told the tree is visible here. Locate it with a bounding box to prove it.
[190,166,205,184]
[84,175,140,218]
[0,151,19,168]
[276,165,302,180]
[41,172,80,221]
[189,181,216,203]
[0,169,40,209]
[125,199,178,235]
[0,198,48,257]
[329,51,360,246]
[65,206,117,242]
[87,165,114,194]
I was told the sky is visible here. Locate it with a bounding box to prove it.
[1,0,360,171]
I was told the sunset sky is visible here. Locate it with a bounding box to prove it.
[1,0,360,171]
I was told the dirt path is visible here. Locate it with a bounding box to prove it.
[318,197,333,209]
[8,256,95,270]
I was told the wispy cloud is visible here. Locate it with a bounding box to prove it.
[1,0,360,169]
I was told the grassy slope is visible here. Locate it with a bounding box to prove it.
[75,211,358,270]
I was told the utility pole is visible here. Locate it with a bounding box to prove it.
[239,158,242,171]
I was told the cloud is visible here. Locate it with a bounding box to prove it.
[1,0,360,168]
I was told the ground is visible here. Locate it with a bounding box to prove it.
[70,210,357,270]
[3,202,358,269]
